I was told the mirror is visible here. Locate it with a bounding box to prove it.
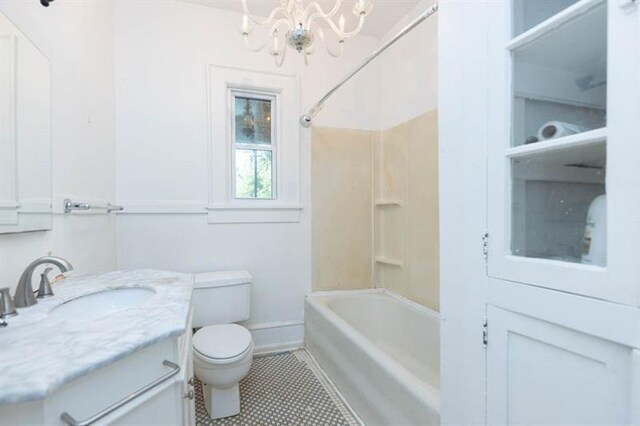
[0,12,51,234]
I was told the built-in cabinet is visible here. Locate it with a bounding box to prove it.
[485,0,639,423]
[0,318,195,426]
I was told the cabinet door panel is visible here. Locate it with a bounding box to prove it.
[112,382,182,425]
[487,305,638,425]
[487,0,640,306]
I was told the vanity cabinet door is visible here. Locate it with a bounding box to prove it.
[109,382,183,425]
[47,339,179,424]
[45,337,189,426]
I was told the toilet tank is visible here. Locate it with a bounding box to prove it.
[192,271,252,328]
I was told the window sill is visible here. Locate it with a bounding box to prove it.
[206,204,303,224]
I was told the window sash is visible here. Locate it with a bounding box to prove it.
[230,90,277,200]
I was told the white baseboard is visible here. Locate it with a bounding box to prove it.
[243,320,305,354]
[254,341,305,355]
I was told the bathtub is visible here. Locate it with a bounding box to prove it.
[305,289,440,425]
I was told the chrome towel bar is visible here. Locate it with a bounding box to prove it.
[60,360,180,426]
[63,199,124,214]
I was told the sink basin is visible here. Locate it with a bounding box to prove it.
[49,287,155,322]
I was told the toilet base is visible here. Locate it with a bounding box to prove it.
[202,382,241,420]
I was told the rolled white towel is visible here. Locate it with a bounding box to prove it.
[537,121,587,140]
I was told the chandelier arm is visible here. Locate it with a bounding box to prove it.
[310,22,344,58]
[325,40,344,58]
[273,41,287,68]
[304,0,342,20]
[285,0,297,20]
[270,18,292,36]
[242,0,285,26]
[243,34,268,52]
[313,13,365,39]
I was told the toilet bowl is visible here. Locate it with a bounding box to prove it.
[193,324,254,419]
[191,271,254,419]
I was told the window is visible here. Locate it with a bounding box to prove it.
[232,94,276,199]
[208,65,301,223]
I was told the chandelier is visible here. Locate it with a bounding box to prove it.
[240,0,373,67]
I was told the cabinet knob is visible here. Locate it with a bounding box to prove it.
[184,389,195,400]
[188,377,195,387]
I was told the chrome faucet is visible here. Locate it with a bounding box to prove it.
[13,256,74,308]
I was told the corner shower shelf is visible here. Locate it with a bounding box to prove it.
[375,256,404,268]
[375,200,403,207]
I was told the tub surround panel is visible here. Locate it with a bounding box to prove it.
[311,110,440,311]
[375,110,440,311]
[0,269,193,405]
[311,127,374,291]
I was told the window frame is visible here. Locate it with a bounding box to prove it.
[230,89,278,201]
[207,64,302,224]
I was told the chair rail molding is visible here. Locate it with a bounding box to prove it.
[114,201,304,224]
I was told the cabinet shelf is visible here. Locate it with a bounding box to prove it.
[507,0,605,51]
[507,127,606,160]
[511,131,606,185]
[509,1,607,92]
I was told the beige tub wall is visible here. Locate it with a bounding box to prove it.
[375,110,440,311]
[311,127,375,291]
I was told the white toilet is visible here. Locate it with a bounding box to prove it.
[192,271,254,419]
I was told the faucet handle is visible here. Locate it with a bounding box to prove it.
[36,267,55,299]
[0,287,18,318]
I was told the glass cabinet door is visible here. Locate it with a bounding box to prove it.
[487,0,639,305]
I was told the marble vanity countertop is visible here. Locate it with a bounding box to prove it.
[0,269,193,405]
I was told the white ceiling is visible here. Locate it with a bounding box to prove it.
[182,0,421,38]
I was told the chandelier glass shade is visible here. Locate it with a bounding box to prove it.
[240,0,373,67]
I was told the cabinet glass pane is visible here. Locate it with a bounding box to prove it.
[511,144,606,265]
[512,0,580,37]
[511,3,607,147]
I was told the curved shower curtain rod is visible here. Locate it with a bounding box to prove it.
[299,3,439,128]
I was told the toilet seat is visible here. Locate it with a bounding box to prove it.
[193,324,253,364]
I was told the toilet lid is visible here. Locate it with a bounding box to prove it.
[193,324,252,360]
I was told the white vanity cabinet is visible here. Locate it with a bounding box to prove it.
[484,0,640,424]
[0,317,195,426]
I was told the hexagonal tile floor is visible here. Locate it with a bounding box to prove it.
[195,349,360,426]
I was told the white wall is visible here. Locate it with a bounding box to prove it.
[0,1,117,294]
[0,0,436,351]
[375,0,439,130]
[113,0,380,350]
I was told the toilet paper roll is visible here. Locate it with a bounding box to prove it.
[537,121,587,140]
